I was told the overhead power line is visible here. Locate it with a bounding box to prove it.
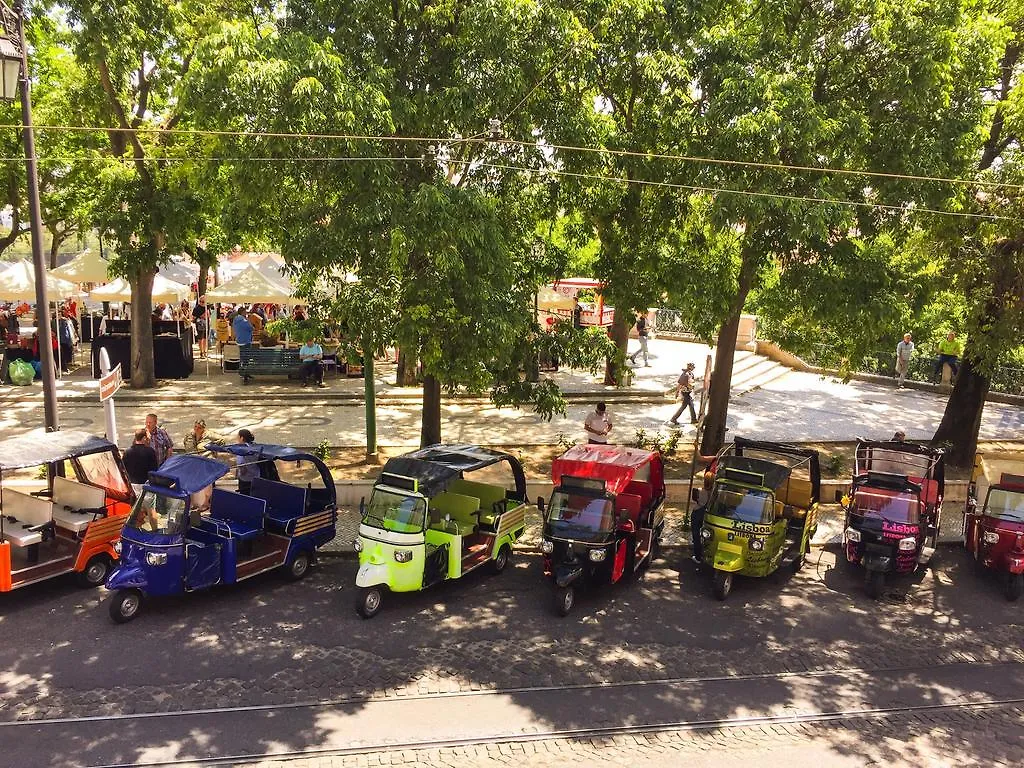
[0,122,1019,192]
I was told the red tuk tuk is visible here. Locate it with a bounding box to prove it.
[965,453,1024,601]
[539,445,666,615]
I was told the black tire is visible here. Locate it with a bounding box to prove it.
[554,585,575,616]
[865,570,885,600]
[284,550,311,581]
[713,570,733,601]
[489,544,511,574]
[77,555,110,588]
[357,586,383,619]
[108,589,143,624]
[1006,573,1023,602]
[792,545,806,573]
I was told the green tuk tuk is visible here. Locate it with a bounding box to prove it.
[699,437,820,600]
[354,444,528,618]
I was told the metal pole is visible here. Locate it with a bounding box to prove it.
[99,347,118,443]
[14,3,58,431]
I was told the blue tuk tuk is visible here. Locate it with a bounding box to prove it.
[105,444,337,622]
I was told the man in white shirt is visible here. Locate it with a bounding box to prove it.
[895,333,914,388]
[584,402,612,444]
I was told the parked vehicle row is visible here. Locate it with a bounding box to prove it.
[0,432,1020,623]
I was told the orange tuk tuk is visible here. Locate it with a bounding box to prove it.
[0,431,134,591]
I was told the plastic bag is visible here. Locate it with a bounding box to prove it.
[8,358,35,386]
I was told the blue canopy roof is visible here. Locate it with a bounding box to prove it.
[148,455,229,496]
[207,443,318,463]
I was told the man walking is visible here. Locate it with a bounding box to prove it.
[669,363,698,425]
[895,333,914,388]
[191,296,209,359]
[628,312,650,366]
[934,331,962,382]
[584,402,613,444]
[145,412,174,466]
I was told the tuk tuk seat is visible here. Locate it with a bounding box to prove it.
[616,492,642,523]
[911,477,940,506]
[208,489,267,541]
[624,481,653,511]
[447,479,508,527]
[1,489,53,546]
[250,477,308,526]
[52,476,107,533]
[775,477,813,513]
[430,492,479,536]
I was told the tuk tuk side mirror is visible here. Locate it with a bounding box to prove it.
[536,497,546,513]
[834,490,843,504]
[359,497,366,516]
[691,488,700,503]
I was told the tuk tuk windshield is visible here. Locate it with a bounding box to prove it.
[125,490,189,534]
[985,489,1024,523]
[853,488,920,524]
[363,490,426,533]
[710,486,775,525]
[547,492,615,541]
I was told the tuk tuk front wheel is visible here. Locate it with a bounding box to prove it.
[77,555,111,588]
[554,585,575,616]
[865,570,885,600]
[713,570,733,601]
[108,589,143,624]
[284,551,311,581]
[489,544,511,574]
[357,587,384,619]
[1006,573,1023,602]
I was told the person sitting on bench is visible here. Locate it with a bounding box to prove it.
[299,337,326,388]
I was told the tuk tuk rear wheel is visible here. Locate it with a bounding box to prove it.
[792,549,806,573]
[357,587,383,619]
[554,585,575,616]
[77,555,111,588]
[108,589,143,624]
[1006,573,1023,602]
[865,570,885,600]
[489,544,511,574]
[713,570,733,601]
[285,551,311,581]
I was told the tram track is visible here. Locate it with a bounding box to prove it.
[5,659,1024,768]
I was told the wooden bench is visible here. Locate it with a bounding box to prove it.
[238,347,302,383]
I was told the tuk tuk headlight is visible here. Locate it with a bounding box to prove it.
[353,538,363,552]
[541,539,554,554]
[113,541,122,555]
[145,551,167,566]
[749,538,764,551]
[589,548,606,562]
[983,531,1000,545]
[394,549,413,563]
[700,528,712,541]
[846,528,861,543]
[898,537,917,551]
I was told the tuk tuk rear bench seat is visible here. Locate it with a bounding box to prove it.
[207,490,267,540]
[1,489,56,547]
[250,478,309,529]
[51,476,107,533]
[447,480,507,527]
[429,492,479,536]
[776,477,814,517]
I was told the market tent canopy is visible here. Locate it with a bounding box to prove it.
[0,260,81,301]
[89,275,189,304]
[254,256,293,292]
[204,265,293,304]
[51,250,110,283]
[160,260,199,286]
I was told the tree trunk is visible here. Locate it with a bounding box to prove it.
[129,267,157,388]
[700,247,756,456]
[603,311,630,385]
[197,263,210,300]
[396,347,417,386]
[48,231,61,270]
[932,345,990,467]
[363,341,378,461]
[421,373,442,447]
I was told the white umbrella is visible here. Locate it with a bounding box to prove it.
[0,260,80,301]
[51,250,110,283]
[89,275,189,304]
[205,265,293,304]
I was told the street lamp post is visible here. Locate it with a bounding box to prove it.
[0,1,58,431]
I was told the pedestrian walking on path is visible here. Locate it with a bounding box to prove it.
[628,313,650,366]
[669,363,698,425]
[895,333,915,388]
[584,402,613,444]
[934,331,962,382]
[145,412,174,466]
[235,429,259,494]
